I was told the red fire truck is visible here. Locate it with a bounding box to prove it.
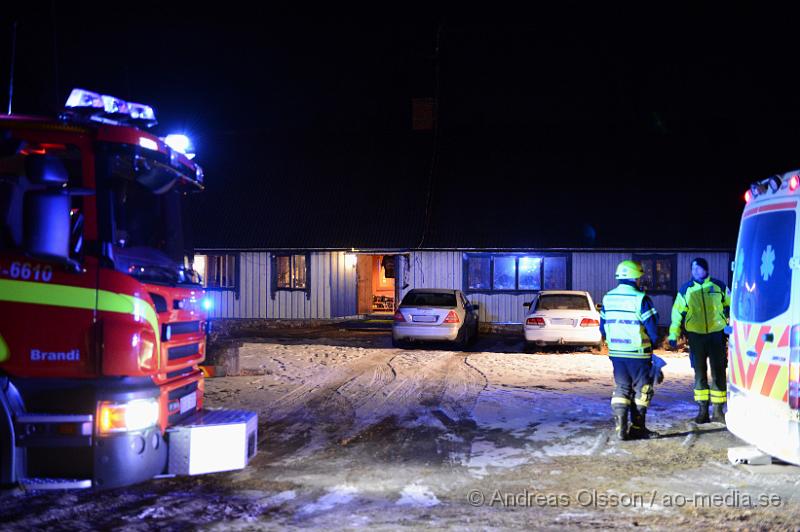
[0,89,257,490]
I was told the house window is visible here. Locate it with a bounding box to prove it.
[633,254,676,294]
[518,257,542,290]
[543,256,567,290]
[464,254,569,292]
[493,256,516,290]
[195,254,237,289]
[467,256,491,290]
[274,254,308,290]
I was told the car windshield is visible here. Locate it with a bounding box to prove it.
[732,210,795,322]
[401,292,457,307]
[536,294,590,310]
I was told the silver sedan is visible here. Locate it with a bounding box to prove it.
[392,289,479,349]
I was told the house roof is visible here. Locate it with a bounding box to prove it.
[188,128,741,252]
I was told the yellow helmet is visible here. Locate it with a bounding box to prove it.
[615,260,644,280]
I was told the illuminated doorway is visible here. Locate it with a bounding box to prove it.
[356,255,396,314]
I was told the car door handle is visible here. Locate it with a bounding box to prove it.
[762,333,774,343]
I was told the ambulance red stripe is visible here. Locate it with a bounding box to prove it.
[746,325,771,388]
[761,364,781,396]
[778,326,790,348]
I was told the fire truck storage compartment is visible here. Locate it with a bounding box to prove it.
[167,409,257,475]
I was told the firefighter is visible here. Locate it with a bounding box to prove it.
[668,257,731,424]
[600,260,660,440]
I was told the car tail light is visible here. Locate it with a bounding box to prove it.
[443,310,460,323]
[526,317,545,327]
[580,318,600,327]
[393,311,406,323]
[789,325,800,409]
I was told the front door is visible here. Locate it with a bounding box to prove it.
[357,255,373,314]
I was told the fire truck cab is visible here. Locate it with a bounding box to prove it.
[727,171,800,464]
[0,89,257,489]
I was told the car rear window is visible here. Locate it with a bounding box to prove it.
[401,292,457,307]
[536,294,590,310]
[733,210,795,322]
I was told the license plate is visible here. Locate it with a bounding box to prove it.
[551,318,574,325]
[180,391,197,414]
[412,315,437,323]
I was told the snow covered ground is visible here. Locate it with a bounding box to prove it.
[2,330,800,530]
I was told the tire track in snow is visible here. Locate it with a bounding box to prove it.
[268,351,396,420]
[438,354,487,422]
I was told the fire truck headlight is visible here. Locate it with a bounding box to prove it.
[98,398,160,434]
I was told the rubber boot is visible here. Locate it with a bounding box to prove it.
[694,401,710,424]
[710,403,726,424]
[629,407,658,440]
[613,407,629,441]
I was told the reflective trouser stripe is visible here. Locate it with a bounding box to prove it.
[710,389,727,404]
[609,352,652,359]
[611,396,630,406]
[635,384,653,407]
[694,389,710,402]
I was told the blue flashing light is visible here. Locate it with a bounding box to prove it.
[164,134,196,160]
[64,88,157,126]
[201,298,213,311]
[128,102,156,122]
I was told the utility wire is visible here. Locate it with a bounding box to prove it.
[416,23,443,250]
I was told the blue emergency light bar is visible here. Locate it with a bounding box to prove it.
[64,88,157,127]
[164,134,196,160]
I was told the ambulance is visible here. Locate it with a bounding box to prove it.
[726,170,800,464]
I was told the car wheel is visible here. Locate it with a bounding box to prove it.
[469,322,479,344]
[455,326,468,350]
[523,341,535,354]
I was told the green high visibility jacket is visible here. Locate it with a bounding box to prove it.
[601,283,658,359]
[669,277,731,340]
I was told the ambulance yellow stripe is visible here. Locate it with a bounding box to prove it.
[746,323,761,346]
[730,350,743,386]
[750,350,772,391]
[733,323,748,388]
[770,365,789,401]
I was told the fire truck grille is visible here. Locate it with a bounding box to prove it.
[165,321,200,337]
[168,380,198,400]
[168,381,200,425]
[166,366,196,380]
[167,343,199,361]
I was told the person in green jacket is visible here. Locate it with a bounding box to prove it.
[668,258,731,424]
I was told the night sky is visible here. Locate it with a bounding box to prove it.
[3,5,800,249]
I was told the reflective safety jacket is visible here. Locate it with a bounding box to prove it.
[600,282,659,359]
[669,277,730,339]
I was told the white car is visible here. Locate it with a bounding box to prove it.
[392,289,479,348]
[523,290,602,349]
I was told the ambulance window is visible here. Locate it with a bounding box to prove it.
[732,211,795,322]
